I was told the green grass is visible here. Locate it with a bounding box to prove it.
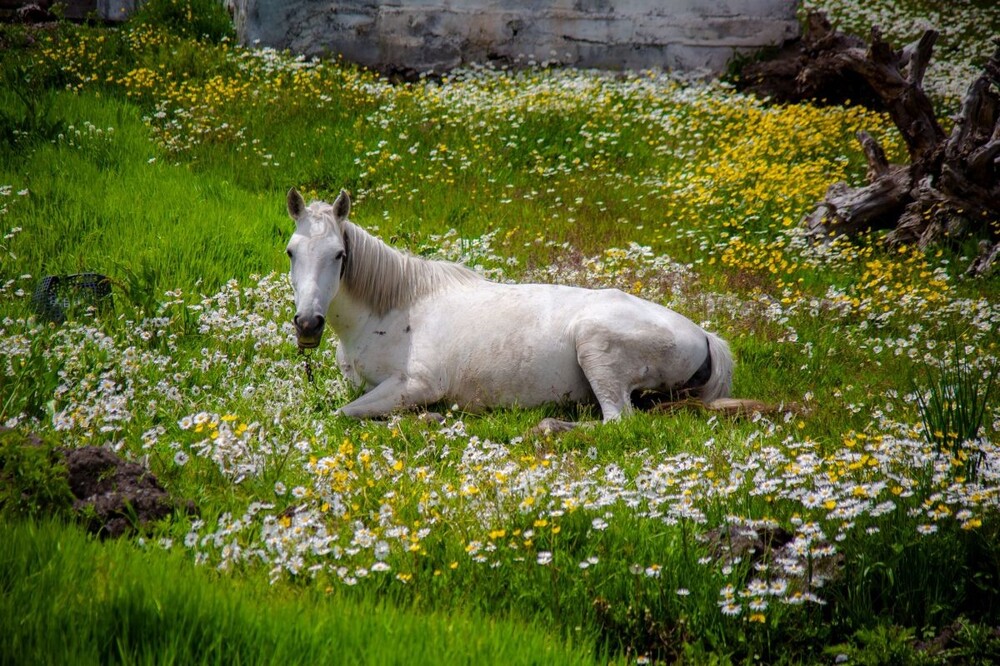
[1,2,999,664]
[0,519,599,666]
[3,94,281,302]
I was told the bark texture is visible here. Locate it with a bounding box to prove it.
[799,25,1000,277]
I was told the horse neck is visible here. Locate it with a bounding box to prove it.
[339,221,481,316]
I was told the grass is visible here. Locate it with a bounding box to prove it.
[3,92,280,301]
[1,1,999,663]
[0,519,598,666]
[913,335,998,481]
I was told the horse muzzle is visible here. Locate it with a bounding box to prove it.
[297,337,321,350]
[294,313,325,349]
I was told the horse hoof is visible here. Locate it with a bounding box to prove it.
[419,411,445,424]
[531,418,577,435]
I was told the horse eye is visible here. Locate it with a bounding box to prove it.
[336,250,347,261]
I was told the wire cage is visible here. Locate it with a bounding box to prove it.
[32,272,114,323]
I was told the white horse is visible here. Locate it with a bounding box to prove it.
[286,188,733,423]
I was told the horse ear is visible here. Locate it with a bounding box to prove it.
[287,188,306,220]
[333,189,351,220]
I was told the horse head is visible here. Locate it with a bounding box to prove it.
[286,187,350,349]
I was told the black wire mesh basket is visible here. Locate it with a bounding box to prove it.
[32,273,114,323]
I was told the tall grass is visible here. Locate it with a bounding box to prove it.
[914,335,998,482]
[2,96,282,303]
[0,519,600,665]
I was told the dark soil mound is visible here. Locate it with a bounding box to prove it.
[64,446,197,538]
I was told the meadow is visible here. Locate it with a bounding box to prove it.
[1,0,999,663]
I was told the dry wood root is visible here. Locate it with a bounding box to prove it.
[800,28,1000,276]
[650,398,804,418]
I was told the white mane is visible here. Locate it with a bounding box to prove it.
[314,204,482,315]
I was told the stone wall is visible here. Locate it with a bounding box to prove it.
[229,0,800,75]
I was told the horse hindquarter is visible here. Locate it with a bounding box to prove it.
[571,289,720,420]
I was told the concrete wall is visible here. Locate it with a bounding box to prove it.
[229,0,800,75]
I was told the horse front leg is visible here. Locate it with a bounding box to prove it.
[336,373,442,419]
[575,333,632,422]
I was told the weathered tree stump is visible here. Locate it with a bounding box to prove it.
[738,12,882,110]
[802,26,1000,277]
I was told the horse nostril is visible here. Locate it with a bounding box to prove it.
[294,314,325,335]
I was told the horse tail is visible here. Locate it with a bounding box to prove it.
[700,332,733,403]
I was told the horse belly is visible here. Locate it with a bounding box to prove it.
[452,333,592,409]
[416,292,593,409]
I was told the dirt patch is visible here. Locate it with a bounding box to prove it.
[702,522,844,589]
[703,522,794,567]
[64,446,197,538]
